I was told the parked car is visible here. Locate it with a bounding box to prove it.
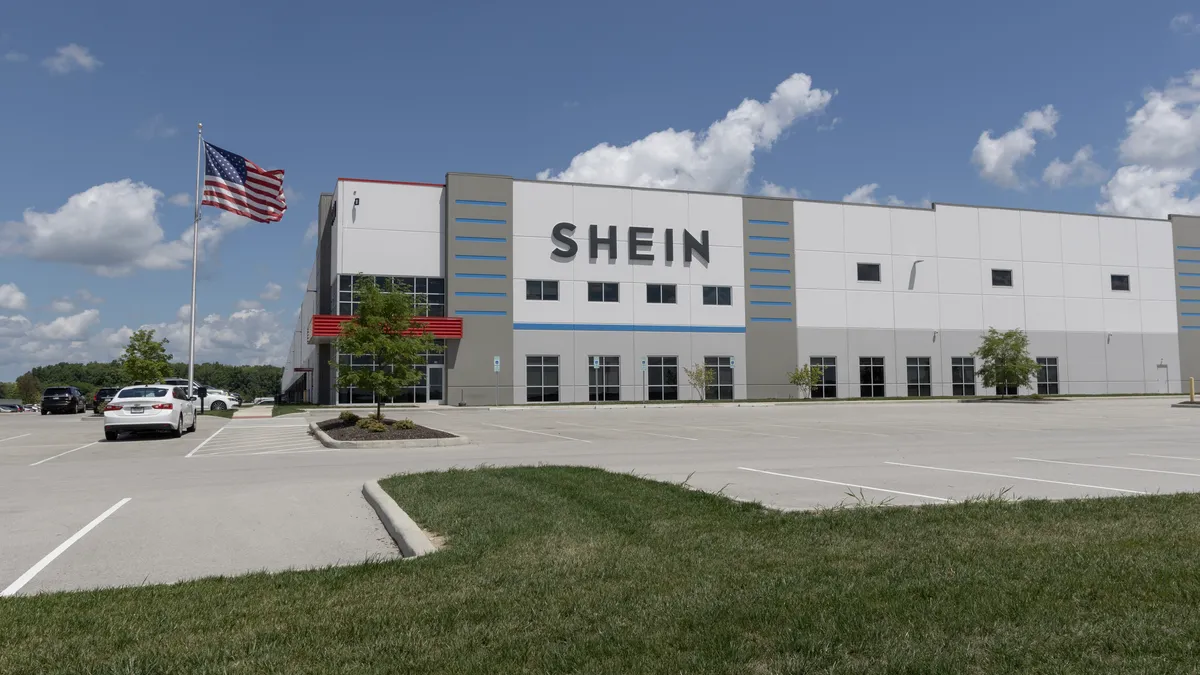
[93,387,121,414]
[41,386,85,414]
[160,378,240,411]
[0,404,20,413]
[103,384,197,441]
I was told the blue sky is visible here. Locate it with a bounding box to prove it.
[2,0,1200,379]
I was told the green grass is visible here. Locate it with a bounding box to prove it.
[201,408,235,419]
[3,468,1198,674]
[271,403,313,416]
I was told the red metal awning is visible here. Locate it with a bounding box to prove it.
[308,314,463,344]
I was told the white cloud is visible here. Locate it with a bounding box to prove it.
[147,307,288,366]
[236,299,262,310]
[971,105,1059,188]
[4,51,28,63]
[536,73,834,194]
[78,289,104,304]
[0,180,252,276]
[259,282,282,301]
[817,117,841,132]
[177,304,192,322]
[167,193,191,207]
[0,315,32,338]
[136,114,177,140]
[303,219,318,242]
[843,183,906,206]
[50,298,76,313]
[1098,166,1200,217]
[30,308,100,341]
[0,283,27,310]
[42,43,101,74]
[1042,145,1107,188]
[1171,13,1200,34]
[759,181,799,198]
[296,280,309,291]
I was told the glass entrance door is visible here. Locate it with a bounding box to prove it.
[427,365,444,403]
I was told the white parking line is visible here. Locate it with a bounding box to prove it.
[1,497,131,597]
[223,424,309,429]
[30,442,98,467]
[0,433,31,444]
[738,466,951,502]
[1131,453,1200,462]
[482,423,591,443]
[695,426,801,440]
[558,421,699,442]
[1015,456,1200,478]
[185,426,225,458]
[885,461,1145,495]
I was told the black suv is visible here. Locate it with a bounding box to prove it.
[93,387,120,413]
[41,386,85,414]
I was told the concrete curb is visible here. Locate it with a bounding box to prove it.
[361,481,438,558]
[81,415,104,421]
[1171,402,1200,409]
[308,419,469,449]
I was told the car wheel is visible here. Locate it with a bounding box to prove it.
[210,400,227,411]
[104,430,118,442]
[187,413,197,433]
[171,416,183,438]
[41,410,47,416]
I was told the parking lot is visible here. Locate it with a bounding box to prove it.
[2,397,1198,596]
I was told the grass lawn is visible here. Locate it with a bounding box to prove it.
[200,408,235,419]
[271,403,313,416]
[2,468,1198,674]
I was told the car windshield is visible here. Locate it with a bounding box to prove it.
[44,388,70,395]
[117,388,168,399]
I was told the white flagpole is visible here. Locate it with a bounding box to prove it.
[187,123,203,398]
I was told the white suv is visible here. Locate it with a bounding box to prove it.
[161,379,240,411]
[104,384,198,441]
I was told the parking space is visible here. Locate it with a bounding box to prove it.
[2,397,1199,595]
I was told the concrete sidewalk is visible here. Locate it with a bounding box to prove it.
[231,406,272,420]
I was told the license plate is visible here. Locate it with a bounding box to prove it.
[130,407,144,414]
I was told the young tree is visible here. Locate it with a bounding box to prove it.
[16,373,41,403]
[120,329,173,385]
[0,382,14,399]
[787,364,825,399]
[683,363,714,401]
[972,327,1039,397]
[332,278,440,419]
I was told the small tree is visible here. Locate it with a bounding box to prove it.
[788,364,825,399]
[682,362,714,401]
[16,373,41,404]
[332,278,440,419]
[120,329,173,385]
[972,327,1039,397]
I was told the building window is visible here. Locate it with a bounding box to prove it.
[588,356,620,401]
[906,357,932,397]
[859,357,885,398]
[702,286,732,306]
[338,275,445,317]
[951,357,976,396]
[646,284,677,304]
[1037,357,1060,395]
[991,269,1013,287]
[996,384,1020,396]
[336,341,446,404]
[704,356,734,400]
[526,356,559,402]
[526,280,559,301]
[1111,274,1131,292]
[587,282,619,303]
[810,356,837,399]
[647,356,678,401]
[857,263,881,283]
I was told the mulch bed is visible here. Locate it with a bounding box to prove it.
[317,417,456,442]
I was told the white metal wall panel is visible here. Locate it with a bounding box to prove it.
[1020,211,1063,262]
[1099,217,1140,267]
[843,205,892,254]
[793,200,844,252]
[1065,298,1105,332]
[795,251,846,290]
[934,205,980,259]
[1059,214,1102,265]
[890,209,938,257]
[1136,219,1175,269]
[979,209,1023,261]
[1023,262,1065,298]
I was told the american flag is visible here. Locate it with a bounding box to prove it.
[201,141,287,223]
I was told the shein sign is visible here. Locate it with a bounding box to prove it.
[550,223,710,263]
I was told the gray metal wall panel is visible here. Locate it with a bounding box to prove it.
[445,173,515,405]
[1171,215,1200,390]
[1141,333,1181,394]
[1105,333,1146,393]
[1064,332,1108,394]
[741,198,798,398]
[316,192,335,404]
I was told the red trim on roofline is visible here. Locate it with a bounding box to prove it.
[337,177,445,187]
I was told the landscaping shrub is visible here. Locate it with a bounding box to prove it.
[355,417,388,432]
[393,418,416,430]
[338,411,360,424]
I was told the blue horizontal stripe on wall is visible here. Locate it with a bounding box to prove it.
[1182,298,1200,302]
[748,219,788,226]
[454,272,506,279]
[454,291,507,297]
[748,251,790,258]
[750,300,792,306]
[1180,272,1200,277]
[454,236,507,243]
[1182,313,1200,317]
[750,317,792,323]
[1179,245,1200,250]
[455,217,507,224]
[455,310,507,316]
[1182,285,1200,290]
[454,254,507,261]
[749,284,791,290]
[1179,259,1200,264]
[1183,326,1200,330]
[513,323,746,334]
[749,268,789,275]
[454,199,506,207]
[748,235,790,242]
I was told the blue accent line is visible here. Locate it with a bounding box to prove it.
[750,268,789,275]
[454,291,507,297]
[454,254,506,261]
[749,284,791,290]
[455,272,506,279]
[455,217,507,224]
[1182,299,1200,303]
[750,317,793,323]
[454,199,506,207]
[1179,246,1200,250]
[455,310,507,316]
[513,323,746,334]
[1182,313,1200,317]
[1182,286,1200,290]
[1181,272,1200,276]
[750,300,792,306]
[1179,259,1200,264]
[1183,326,1200,330]
[748,235,790,242]
[749,251,790,258]
[748,219,788,226]
[454,236,507,243]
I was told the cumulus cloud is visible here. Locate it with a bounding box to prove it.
[43,43,101,74]
[1043,145,1107,188]
[50,298,76,313]
[167,193,191,207]
[303,219,318,242]
[259,282,282,301]
[4,51,28,63]
[536,73,834,194]
[0,315,32,338]
[759,181,799,198]
[1171,13,1200,34]
[1099,71,1200,217]
[971,105,1059,188]
[0,283,27,310]
[136,114,177,140]
[236,299,263,310]
[30,308,100,341]
[0,180,252,276]
[817,117,841,132]
[78,289,104,304]
[843,183,907,206]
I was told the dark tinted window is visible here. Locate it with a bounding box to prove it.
[857,263,882,282]
[992,269,1013,287]
[43,387,70,395]
[118,388,169,398]
[1111,275,1131,292]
